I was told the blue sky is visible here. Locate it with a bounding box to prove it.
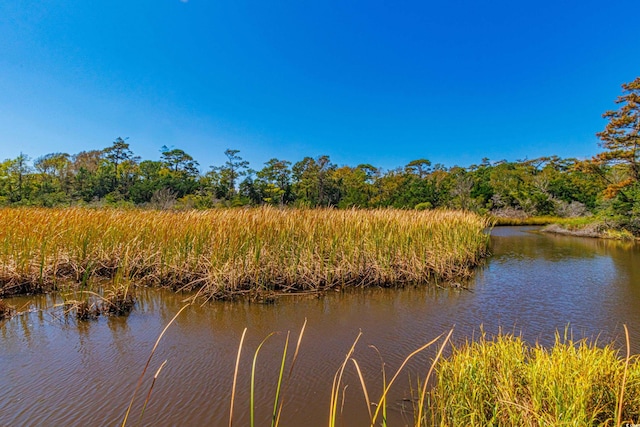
[1,1,639,172]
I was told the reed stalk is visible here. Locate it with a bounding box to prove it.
[617,324,631,427]
[251,332,276,427]
[369,332,448,427]
[121,303,190,427]
[229,327,247,427]
[139,359,168,422]
[329,331,362,427]
[274,318,307,426]
[0,207,491,299]
[416,328,454,425]
[272,331,289,427]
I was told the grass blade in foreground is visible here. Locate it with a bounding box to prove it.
[122,303,191,427]
[229,327,247,427]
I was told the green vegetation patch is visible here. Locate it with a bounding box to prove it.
[429,332,640,426]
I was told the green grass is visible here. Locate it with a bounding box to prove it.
[425,329,640,426]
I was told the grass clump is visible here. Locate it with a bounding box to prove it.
[103,286,136,316]
[427,330,640,426]
[57,284,136,321]
[63,298,101,321]
[0,207,491,299]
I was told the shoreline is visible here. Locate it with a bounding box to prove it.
[491,215,640,241]
[541,222,640,241]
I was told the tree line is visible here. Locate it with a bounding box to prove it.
[1,77,639,230]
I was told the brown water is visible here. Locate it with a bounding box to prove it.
[1,227,640,426]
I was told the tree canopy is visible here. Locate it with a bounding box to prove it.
[1,77,638,234]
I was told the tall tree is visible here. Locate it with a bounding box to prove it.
[159,146,200,198]
[129,160,165,204]
[6,153,32,202]
[595,77,640,198]
[71,150,104,201]
[160,146,200,176]
[333,166,372,208]
[212,149,249,199]
[256,158,292,205]
[405,159,432,179]
[33,152,72,204]
[102,137,139,197]
[292,155,338,206]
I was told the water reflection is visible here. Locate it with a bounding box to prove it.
[1,227,639,426]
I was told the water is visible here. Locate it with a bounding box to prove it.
[1,227,639,426]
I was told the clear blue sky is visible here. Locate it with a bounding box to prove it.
[1,0,639,172]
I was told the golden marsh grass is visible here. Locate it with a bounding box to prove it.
[427,330,640,426]
[0,207,490,299]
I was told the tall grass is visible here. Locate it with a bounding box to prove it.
[224,324,640,426]
[229,320,306,427]
[426,329,640,426]
[0,207,490,299]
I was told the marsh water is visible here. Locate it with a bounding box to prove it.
[1,227,640,426]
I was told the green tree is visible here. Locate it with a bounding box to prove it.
[33,152,72,205]
[467,158,494,209]
[448,167,475,210]
[159,146,200,197]
[160,146,200,176]
[102,137,139,198]
[129,160,165,204]
[202,168,229,202]
[210,149,249,200]
[256,158,292,205]
[70,150,105,202]
[0,158,13,204]
[292,155,339,207]
[371,168,407,208]
[404,158,432,179]
[333,165,372,208]
[403,159,441,208]
[2,153,33,203]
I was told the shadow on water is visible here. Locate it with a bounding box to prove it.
[1,226,639,426]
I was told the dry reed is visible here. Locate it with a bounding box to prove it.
[0,207,490,299]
